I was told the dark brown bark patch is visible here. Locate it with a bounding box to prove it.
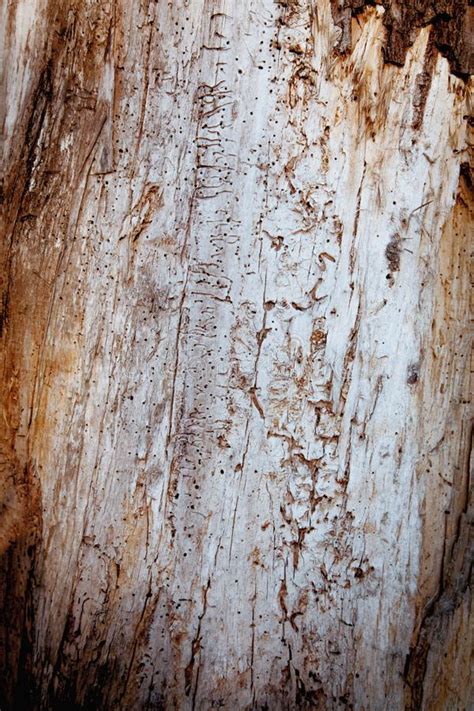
[412,34,437,130]
[385,233,401,272]
[331,1,474,78]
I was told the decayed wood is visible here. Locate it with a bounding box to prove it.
[0,1,472,709]
[331,1,474,76]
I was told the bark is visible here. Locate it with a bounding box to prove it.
[0,1,472,709]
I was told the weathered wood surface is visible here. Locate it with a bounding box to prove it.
[0,1,472,709]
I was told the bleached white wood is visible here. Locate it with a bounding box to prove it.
[0,1,471,709]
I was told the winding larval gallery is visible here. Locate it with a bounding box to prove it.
[0,1,472,709]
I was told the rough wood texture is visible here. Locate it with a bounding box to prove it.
[1,1,472,709]
[331,1,474,76]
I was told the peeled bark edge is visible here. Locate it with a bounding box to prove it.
[330,0,474,77]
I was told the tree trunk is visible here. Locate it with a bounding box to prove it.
[0,1,472,709]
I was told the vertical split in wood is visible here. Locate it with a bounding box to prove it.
[0,1,472,708]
